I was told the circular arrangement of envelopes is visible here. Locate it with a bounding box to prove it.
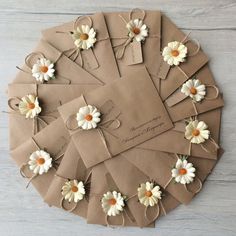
[8,9,224,228]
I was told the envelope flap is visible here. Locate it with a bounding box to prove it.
[105,10,161,40]
[42,13,109,51]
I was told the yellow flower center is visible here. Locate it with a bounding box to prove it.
[27,103,35,109]
[190,87,197,95]
[85,114,93,121]
[171,49,179,57]
[40,66,48,73]
[145,191,153,197]
[80,33,89,40]
[37,157,45,165]
[71,186,78,193]
[108,198,116,205]
[179,168,187,175]
[192,129,200,137]
[132,27,140,35]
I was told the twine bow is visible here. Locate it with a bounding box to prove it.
[56,16,107,69]
[65,95,121,160]
[6,84,57,135]
[158,32,201,92]
[112,8,160,60]
[184,116,220,156]
[16,52,71,84]
[125,184,167,223]
[189,81,220,117]
[163,154,203,194]
[59,169,92,212]
[19,137,64,188]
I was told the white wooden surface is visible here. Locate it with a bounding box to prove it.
[0,1,236,235]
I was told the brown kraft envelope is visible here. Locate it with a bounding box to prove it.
[41,13,120,84]
[157,13,209,100]
[13,39,106,85]
[58,68,174,168]
[44,141,90,219]
[7,83,100,150]
[104,10,161,81]
[164,65,224,122]
[104,154,180,227]
[138,108,222,160]
[10,118,70,199]
[87,163,153,227]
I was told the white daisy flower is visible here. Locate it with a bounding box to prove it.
[171,158,196,185]
[18,94,42,119]
[32,58,55,82]
[185,120,210,144]
[28,150,52,175]
[162,41,188,66]
[61,180,85,203]
[76,105,101,130]
[137,182,162,207]
[101,191,125,216]
[126,19,148,42]
[71,25,96,50]
[181,79,206,102]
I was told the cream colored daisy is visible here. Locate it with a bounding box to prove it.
[171,158,196,184]
[71,25,96,50]
[162,41,188,66]
[181,79,206,102]
[101,191,125,216]
[61,180,85,203]
[76,105,101,130]
[32,58,55,82]
[126,19,148,42]
[18,94,41,119]
[137,182,162,207]
[28,150,52,175]
[185,120,210,144]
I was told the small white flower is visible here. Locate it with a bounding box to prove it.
[101,191,125,216]
[181,79,206,102]
[171,158,196,184]
[18,94,42,119]
[28,150,52,175]
[61,180,85,203]
[137,182,162,207]
[32,58,55,82]
[126,19,148,42]
[76,105,101,130]
[162,41,188,66]
[185,120,210,144]
[71,25,96,50]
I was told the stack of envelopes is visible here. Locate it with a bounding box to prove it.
[8,9,224,228]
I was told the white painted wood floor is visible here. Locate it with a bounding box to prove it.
[0,1,236,235]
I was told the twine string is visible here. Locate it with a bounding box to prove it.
[19,137,65,188]
[184,177,203,194]
[200,137,219,155]
[112,9,161,60]
[60,198,78,212]
[16,51,72,84]
[205,84,220,100]
[105,212,125,227]
[74,16,93,30]
[129,8,146,21]
[56,16,101,68]
[57,161,92,212]
[144,203,160,222]
[181,32,201,57]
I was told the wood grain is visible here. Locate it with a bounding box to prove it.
[0,1,236,235]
